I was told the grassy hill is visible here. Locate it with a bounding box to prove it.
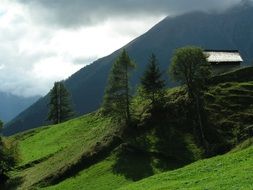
[8,112,199,190]
[8,114,120,189]
[7,115,253,190]
[5,68,253,189]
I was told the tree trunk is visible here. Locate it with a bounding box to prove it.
[125,62,130,125]
[57,83,61,124]
[152,91,155,106]
[194,92,208,150]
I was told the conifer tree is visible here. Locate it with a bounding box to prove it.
[48,82,74,124]
[141,54,165,106]
[103,49,135,124]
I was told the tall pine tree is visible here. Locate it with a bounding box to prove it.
[48,82,74,124]
[103,49,135,124]
[140,54,165,106]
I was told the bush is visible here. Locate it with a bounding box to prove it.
[0,138,19,186]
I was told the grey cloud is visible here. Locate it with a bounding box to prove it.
[17,0,244,27]
[0,47,49,97]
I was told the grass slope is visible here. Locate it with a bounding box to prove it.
[10,113,117,189]
[44,153,131,190]
[16,114,111,166]
[10,112,201,190]
[120,145,253,190]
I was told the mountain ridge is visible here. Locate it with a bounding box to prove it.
[0,92,39,123]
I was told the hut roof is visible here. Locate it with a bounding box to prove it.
[204,50,243,63]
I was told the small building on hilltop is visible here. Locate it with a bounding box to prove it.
[204,50,243,73]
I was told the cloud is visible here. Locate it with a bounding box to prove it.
[16,0,243,28]
[0,1,163,97]
[0,65,5,70]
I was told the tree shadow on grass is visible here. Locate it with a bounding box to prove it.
[111,139,186,182]
[112,101,201,182]
[3,176,24,190]
[112,144,154,181]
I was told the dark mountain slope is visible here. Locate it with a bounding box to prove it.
[4,3,253,135]
[0,92,39,123]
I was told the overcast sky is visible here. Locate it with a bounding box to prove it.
[0,0,243,97]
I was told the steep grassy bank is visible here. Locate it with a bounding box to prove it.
[43,135,201,190]
[8,113,120,189]
[120,145,253,190]
[43,152,131,190]
[8,108,203,189]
